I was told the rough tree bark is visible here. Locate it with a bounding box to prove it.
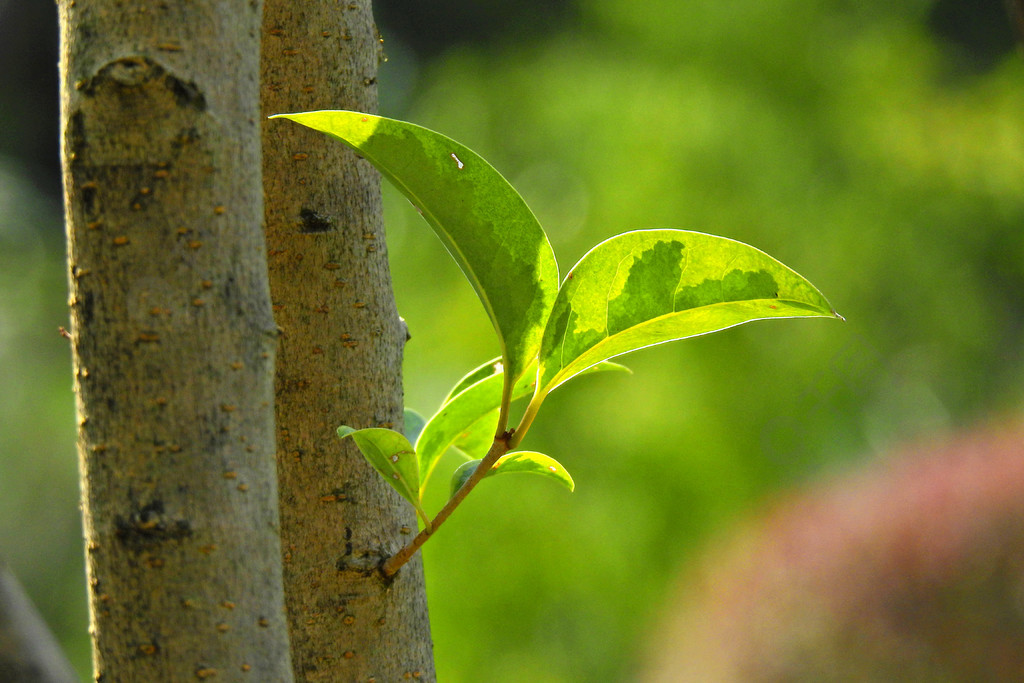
[58,1,294,679]
[261,1,436,680]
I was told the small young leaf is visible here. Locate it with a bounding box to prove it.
[271,111,560,397]
[415,368,533,494]
[491,452,575,491]
[404,408,427,445]
[536,229,841,397]
[337,426,429,527]
[448,452,575,498]
[418,359,631,492]
[449,459,482,497]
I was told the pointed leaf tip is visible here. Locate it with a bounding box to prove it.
[537,229,838,394]
[275,110,559,388]
[337,426,428,526]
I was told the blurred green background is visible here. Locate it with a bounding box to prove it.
[2,0,1021,680]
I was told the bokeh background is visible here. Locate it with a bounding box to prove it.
[2,0,1022,680]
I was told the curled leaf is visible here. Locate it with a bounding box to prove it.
[491,451,575,492]
[415,367,530,495]
[448,452,575,498]
[442,357,504,406]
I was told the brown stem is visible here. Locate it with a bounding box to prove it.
[381,432,512,577]
[0,559,78,683]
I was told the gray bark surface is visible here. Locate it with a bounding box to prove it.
[261,1,436,680]
[58,1,294,679]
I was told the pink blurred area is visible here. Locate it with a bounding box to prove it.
[647,420,1024,682]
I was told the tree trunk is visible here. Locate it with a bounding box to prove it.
[261,2,436,680]
[58,1,294,679]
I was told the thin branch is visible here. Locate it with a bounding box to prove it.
[0,560,78,683]
[507,391,546,450]
[381,432,512,577]
[382,386,553,576]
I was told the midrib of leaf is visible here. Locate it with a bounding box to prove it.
[526,230,841,433]
[353,155,513,415]
[272,111,561,430]
[552,297,827,390]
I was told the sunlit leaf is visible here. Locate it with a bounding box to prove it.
[491,452,575,491]
[415,367,534,495]
[418,360,632,492]
[536,229,841,396]
[450,421,495,460]
[271,111,559,394]
[449,452,575,497]
[443,356,632,407]
[442,357,503,406]
[337,426,429,527]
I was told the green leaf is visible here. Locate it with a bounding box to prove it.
[536,229,841,396]
[491,452,575,491]
[449,459,483,497]
[403,408,427,445]
[415,367,534,495]
[418,359,632,493]
[449,452,575,497]
[271,111,559,393]
[337,426,429,527]
[442,357,503,406]
[442,356,632,407]
[450,422,495,461]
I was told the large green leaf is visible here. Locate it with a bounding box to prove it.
[537,229,841,396]
[337,426,429,527]
[450,452,575,497]
[449,421,495,461]
[271,111,559,392]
